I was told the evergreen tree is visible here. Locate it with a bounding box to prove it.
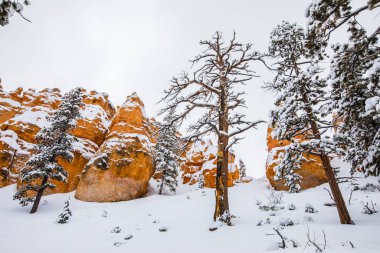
[198,173,205,189]
[13,87,83,213]
[265,21,353,224]
[306,0,380,176]
[273,142,302,193]
[0,0,31,26]
[238,159,247,180]
[155,114,180,195]
[57,198,72,224]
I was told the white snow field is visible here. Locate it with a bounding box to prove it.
[1,177,380,253]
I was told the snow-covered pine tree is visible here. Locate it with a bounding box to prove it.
[304,0,380,177]
[57,198,72,224]
[13,87,83,213]
[273,142,302,193]
[198,173,205,189]
[265,21,353,224]
[155,113,180,195]
[238,159,247,180]
[0,0,31,26]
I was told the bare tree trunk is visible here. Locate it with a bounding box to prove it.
[30,175,48,214]
[213,74,231,225]
[319,154,353,224]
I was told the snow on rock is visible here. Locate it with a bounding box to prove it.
[75,93,154,202]
[178,139,240,188]
[265,126,328,191]
[0,86,115,192]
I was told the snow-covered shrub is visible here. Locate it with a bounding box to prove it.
[257,218,271,226]
[323,202,336,207]
[267,191,284,204]
[124,235,133,240]
[198,173,205,189]
[288,203,296,211]
[305,204,318,213]
[110,226,122,233]
[259,204,283,212]
[57,199,72,224]
[279,218,295,228]
[93,153,111,171]
[159,226,168,232]
[304,216,314,222]
[101,210,108,218]
[359,183,380,192]
[362,201,377,215]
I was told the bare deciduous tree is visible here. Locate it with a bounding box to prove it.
[159,31,265,225]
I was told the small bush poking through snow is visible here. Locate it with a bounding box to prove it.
[101,210,108,218]
[259,204,284,212]
[304,216,315,222]
[113,242,123,247]
[110,226,121,233]
[288,203,296,211]
[305,204,318,213]
[362,201,377,215]
[159,226,168,232]
[279,218,295,228]
[323,202,336,207]
[359,183,380,192]
[267,191,284,204]
[124,235,133,240]
[257,218,272,226]
[57,199,72,224]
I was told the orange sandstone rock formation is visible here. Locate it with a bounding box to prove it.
[0,87,115,192]
[180,139,239,188]
[74,93,154,202]
[265,127,328,191]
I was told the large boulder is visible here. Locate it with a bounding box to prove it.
[265,127,328,191]
[75,93,154,202]
[179,139,240,188]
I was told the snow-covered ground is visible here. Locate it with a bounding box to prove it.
[1,177,380,253]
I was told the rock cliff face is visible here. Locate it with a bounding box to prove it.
[1,85,245,201]
[265,127,328,191]
[74,93,154,202]
[0,86,115,193]
[179,139,240,188]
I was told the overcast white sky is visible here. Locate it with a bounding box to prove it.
[0,0,324,177]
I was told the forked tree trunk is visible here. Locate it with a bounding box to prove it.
[30,175,48,214]
[213,74,231,225]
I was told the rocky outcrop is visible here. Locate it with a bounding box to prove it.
[1,84,245,201]
[75,93,154,202]
[265,127,328,191]
[179,139,240,188]
[0,87,115,192]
